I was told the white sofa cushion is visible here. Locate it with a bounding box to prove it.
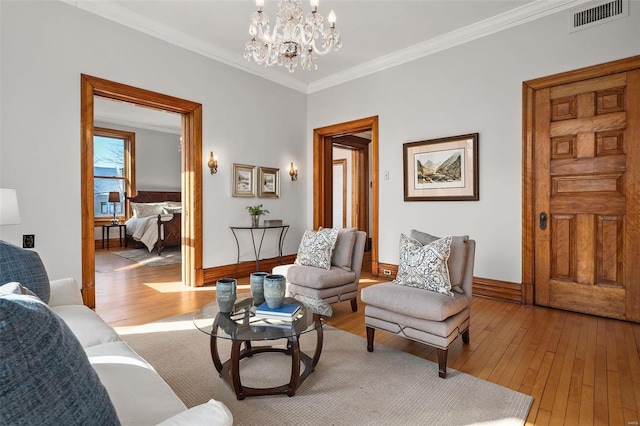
[86,341,188,425]
[50,304,120,348]
[49,277,84,306]
[157,400,233,426]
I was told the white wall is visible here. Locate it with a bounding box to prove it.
[0,1,307,282]
[307,10,640,284]
[333,147,352,228]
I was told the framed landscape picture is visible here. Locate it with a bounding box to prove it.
[258,166,280,198]
[403,133,479,201]
[232,163,255,197]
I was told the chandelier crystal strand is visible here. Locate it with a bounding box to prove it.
[244,0,341,72]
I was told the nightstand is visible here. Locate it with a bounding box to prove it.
[102,224,126,250]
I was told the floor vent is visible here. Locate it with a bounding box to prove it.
[569,0,628,32]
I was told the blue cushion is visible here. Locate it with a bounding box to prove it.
[0,294,121,425]
[0,240,50,303]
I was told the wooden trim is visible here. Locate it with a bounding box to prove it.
[313,116,379,275]
[81,74,203,308]
[94,239,126,250]
[473,277,523,304]
[202,254,297,285]
[332,159,347,227]
[377,263,398,279]
[81,76,96,308]
[522,55,640,306]
[522,83,536,305]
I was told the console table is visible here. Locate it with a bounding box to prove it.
[229,224,289,275]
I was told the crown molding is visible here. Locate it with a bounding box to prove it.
[61,0,587,95]
[59,0,309,94]
[307,0,585,93]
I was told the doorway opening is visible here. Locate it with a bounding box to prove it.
[313,116,379,275]
[80,75,203,308]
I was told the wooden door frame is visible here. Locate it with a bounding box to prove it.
[313,116,379,275]
[522,55,640,305]
[81,74,203,308]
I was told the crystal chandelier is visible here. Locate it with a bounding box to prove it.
[244,0,342,73]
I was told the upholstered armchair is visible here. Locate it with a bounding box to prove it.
[273,228,367,312]
[361,230,475,378]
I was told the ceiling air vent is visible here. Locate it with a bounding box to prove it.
[569,0,628,32]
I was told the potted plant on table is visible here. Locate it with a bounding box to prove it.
[246,204,269,228]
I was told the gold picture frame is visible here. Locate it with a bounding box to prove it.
[258,167,280,198]
[403,133,479,201]
[232,163,256,197]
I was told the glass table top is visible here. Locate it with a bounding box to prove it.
[193,297,320,342]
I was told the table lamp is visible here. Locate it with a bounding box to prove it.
[0,188,21,225]
[108,192,120,224]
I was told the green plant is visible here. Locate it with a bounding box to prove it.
[246,204,269,216]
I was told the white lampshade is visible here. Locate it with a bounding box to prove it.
[0,188,21,225]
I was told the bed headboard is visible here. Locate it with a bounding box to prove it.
[126,191,181,217]
[127,191,181,204]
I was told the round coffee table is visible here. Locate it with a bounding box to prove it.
[193,297,323,400]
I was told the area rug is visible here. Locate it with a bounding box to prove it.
[110,246,181,267]
[120,314,533,425]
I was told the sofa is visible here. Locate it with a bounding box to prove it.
[0,240,233,425]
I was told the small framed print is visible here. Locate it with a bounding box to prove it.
[403,133,479,201]
[232,163,255,197]
[258,167,280,198]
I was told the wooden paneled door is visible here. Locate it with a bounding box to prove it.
[523,57,640,322]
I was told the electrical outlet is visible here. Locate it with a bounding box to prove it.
[23,234,35,249]
[382,269,392,276]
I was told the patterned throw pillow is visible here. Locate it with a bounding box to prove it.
[393,234,454,296]
[294,228,339,270]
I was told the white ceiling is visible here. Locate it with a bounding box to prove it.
[63,0,585,94]
[94,97,182,134]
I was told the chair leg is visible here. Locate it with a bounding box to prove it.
[366,326,375,352]
[462,328,470,344]
[437,348,448,378]
[350,299,358,312]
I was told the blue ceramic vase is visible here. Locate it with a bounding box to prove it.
[216,278,237,313]
[263,274,286,309]
[250,272,269,306]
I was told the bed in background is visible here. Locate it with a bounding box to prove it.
[125,191,181,255]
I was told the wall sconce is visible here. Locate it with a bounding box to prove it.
[208,152,218,174]
[289,162,298,181]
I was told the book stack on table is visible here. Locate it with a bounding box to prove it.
[250,302,302,327]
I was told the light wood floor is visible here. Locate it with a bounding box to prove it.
[95,249,640,425]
